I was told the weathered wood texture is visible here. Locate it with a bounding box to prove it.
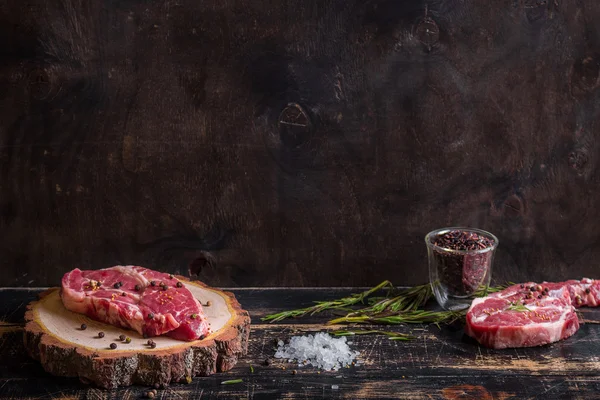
[2,0,600,287]
[23,280,250,389]
[3,287,600,399]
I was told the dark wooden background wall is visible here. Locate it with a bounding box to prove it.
[1,0,599,288]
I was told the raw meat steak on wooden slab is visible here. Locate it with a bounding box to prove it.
[61,266,209,341]
[465,282,580,349]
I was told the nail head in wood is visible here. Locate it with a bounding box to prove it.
[278,103,313,147]
[414,17,439,50]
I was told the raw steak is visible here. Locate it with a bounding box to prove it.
[465,282,580,349]
[540,278,600,307]
[61,266,210,341]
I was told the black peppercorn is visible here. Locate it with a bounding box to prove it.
[110,343,117,349]
[199,334,206,340]
[530,286,536,292]
[135,285,141,291]
[98,332,105,338]
[148,313,154,319]
[163,285,168,291]
[97,281,102,286]
[119,334,126,341]
[121,292,127,296]
[176,282,183,288]
[586,288,591,294]
[113,282,121,289]
[151,281,156,286]
[147,339,154,346]
[520,284,524,288]
[538,295,542,299]
[150,342,157,349]
[80,323,87,330]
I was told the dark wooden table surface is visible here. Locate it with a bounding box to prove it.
[1,287,600,399]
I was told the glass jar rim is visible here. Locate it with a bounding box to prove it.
[424,227,499,255]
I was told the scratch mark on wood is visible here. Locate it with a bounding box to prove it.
[4,302,24,322]
[164,387,185,399]
[536,381,565,398]
[361,335,378,366]
[259,333,267,359]
[435,341,445,365]
[85,388,105,400]
[0,378,11,391]
[0,324,23,334]
[581,319,600,324]
[449,357,600,373]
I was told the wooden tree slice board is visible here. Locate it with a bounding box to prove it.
[24,278,250,389]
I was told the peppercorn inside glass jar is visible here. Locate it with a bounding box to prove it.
[425,227,499,311]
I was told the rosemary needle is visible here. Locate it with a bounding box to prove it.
[506,303,531,312]
[473,282,513,297]
[332,329,415,341]
[328,310,464,326]
[221,379,243,385]
[261,280,394,323]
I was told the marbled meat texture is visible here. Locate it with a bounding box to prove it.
[542,278,600,307]
[464,279,599,349]
[61,266,210,341]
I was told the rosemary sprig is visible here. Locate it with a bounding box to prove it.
[348,283,432,317]
[506,303,530,312]
[262,281,510,325]
[348,282,505,320]
[332,329,415,341]
[473,282,513,297]
[261,280,393,323]
[329,310,464,326]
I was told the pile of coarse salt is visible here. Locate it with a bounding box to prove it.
[273,332,360,371]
